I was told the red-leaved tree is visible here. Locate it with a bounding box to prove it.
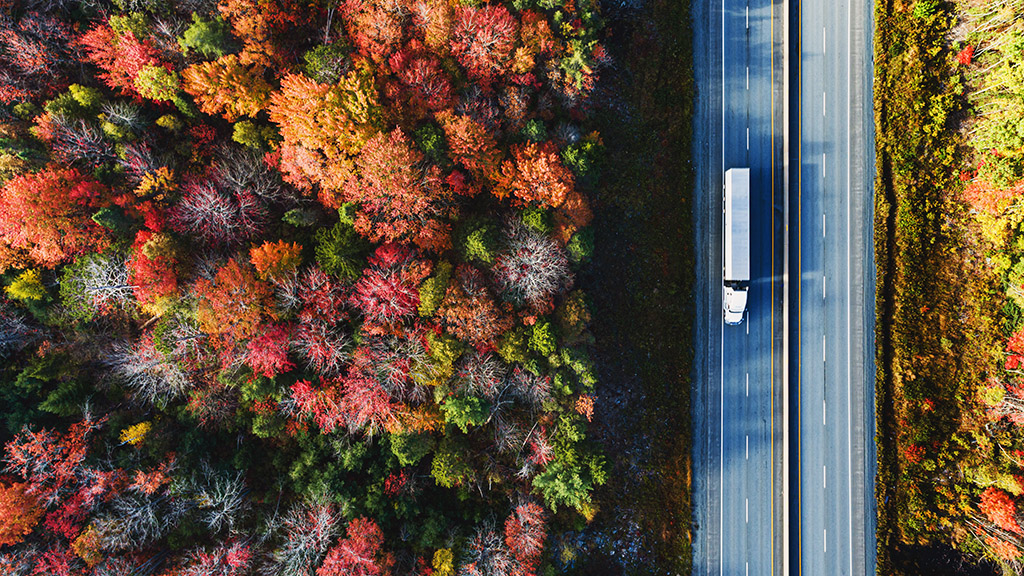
[351,243,430,333]
[317,517,393,576]
[0,167,110,272]
[504,501,547,574]
[980,487,1022,535]
[246,323,295,378]
[77,23,160,96]
[450,4,518,89]
[344,128,456,252]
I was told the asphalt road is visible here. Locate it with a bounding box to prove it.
[692,0,785,574]
[788,0,877,572]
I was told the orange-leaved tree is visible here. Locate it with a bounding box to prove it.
[436,110,503,184]
[495,141,574,208]
[250,239,303,280]
[0,482,43,547]
[344,128,455,251]
[0,167,110,272]
[182,54,272,121]
[269,70,381,205]
[194,259,276,343]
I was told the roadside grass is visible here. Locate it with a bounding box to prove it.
[873,0,1001,573]
[570,0,695,571]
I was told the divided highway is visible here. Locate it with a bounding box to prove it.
[693,0,876,574]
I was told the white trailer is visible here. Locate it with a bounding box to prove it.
[724,168,750,325]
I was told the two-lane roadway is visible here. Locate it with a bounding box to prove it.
[693,0,785,574]
[790,0,876,572]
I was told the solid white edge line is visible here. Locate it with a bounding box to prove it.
[719,0,725,571]
[846,0,855,571]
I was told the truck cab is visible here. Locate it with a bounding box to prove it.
[724,285,748,325]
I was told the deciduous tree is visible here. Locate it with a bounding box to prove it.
[0,167,110,272]
[436,111,503,183]
[182,55,272,121]
[250,240,303,281]
[436,265,513,347]
[351,243,430,332]
[194,259,276,343]
[450,4,517,89]
[0,482,43,547]
[317,517,393,576]
[495,141,574,208]
[77,23,160,97]
[345,128,456,251]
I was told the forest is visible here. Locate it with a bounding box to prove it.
[875,0,1024,574]
[0,0,636,573]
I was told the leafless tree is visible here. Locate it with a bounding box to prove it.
[0,305,37,358]
[293,321,352,377]
[62,252,135,311]
[101,101,145,132]
[52,119,115,166]
[103,337,191,406]
[451,352,507,401]
[95,493,171,551]
[191,465,249,535]
[215,147,291,204]
[494,219,572,310]
[263,498,340,576]
[458,523,514,576]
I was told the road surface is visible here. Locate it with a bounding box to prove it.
[788,0,877,572]
[692,0,786,574]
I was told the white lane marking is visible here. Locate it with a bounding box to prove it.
[746,315,749,334]
[823,275,826,300]
[824,529,827,553]
[847,0,855,572]
[746,372,749,397]
[746,66,749,90]
[746,562,749,576]
[823,153,826,177]
[746,435,749,459]
[746,127,750,150]
[746,498,749,523]
[746,5,749,29]
[718,0,725,571]
[823,92,826,116]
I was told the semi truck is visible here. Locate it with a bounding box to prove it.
[723,167,750,325]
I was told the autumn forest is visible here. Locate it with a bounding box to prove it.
[0,0,650,573]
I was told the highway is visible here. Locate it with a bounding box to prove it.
[789,0,876,572]
[693,0,876,573]
[692,0,785,574]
